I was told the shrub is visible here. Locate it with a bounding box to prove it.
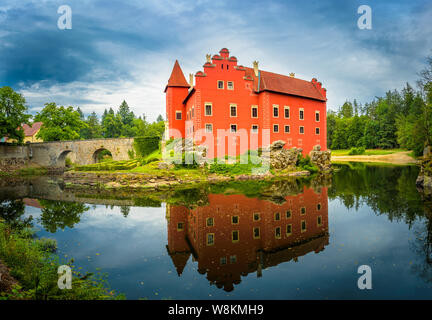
[296,154,319,173]
[348,147,366,155]
[134,136,160,157]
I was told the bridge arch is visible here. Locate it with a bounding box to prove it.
[92,148,113,163]
[57,150,72,167]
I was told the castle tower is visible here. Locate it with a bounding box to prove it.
[165,60,190,139]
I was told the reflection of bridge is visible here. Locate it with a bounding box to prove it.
[26,138,134,168]
[166,186,329,292]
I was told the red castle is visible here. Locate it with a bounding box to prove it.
[165,48,327,157]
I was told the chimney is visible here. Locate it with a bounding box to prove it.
[289,72,295,78]
[253,61,259,77]
[189,73,194,87]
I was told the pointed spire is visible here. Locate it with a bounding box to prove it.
[165,60,190,91]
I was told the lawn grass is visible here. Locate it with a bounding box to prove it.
[331,149,407,156]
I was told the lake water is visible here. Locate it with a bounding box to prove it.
[1,163,432,299]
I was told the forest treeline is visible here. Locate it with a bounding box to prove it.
[327,54,432,156]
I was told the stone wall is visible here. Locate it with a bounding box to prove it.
[0,144,29,171]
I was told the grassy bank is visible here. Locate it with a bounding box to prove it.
[331,148,407,156]
[0,219,124,300]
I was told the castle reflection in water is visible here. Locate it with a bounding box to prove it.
[165,185,329,292]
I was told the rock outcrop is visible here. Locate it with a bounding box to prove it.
[161,138,208,167]
[416,146,432,197]
[264,140,302,170]
[309,145,332,171]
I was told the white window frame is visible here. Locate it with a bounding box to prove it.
[315,127,320,135]
[273,124,279,133]
[205,123,213,133]
[251,105,258,118]
[315,110,320,122]
[205,103,212,116]
[230,124,237,133]
[299,108,304,120]
[299,126,305,134]
[230,104,237,117]
[251,124,259,133]
[175,111,182,120]
[217,80,224,89]
[273,105,279,118]
[227,81,234,90]
[284,125,290,133]
[284,106,290,119]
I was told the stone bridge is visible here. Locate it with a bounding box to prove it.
[23,138,134,168]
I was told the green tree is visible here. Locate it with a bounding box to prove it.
[156,114,164,122]
[34,103,87,141]
[81,112,103,139]
[0,86,30,143]
[102,112,123,138]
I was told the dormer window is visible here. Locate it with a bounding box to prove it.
[217,80,224,89]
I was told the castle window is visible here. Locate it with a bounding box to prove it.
[273,105,279,118]
[251,106,258,118]
[315,127,320,135]
[275,227,281,239]
[273,124,279,133]
[286,210,292,219]
[299,126,304,134]
[205,124,213,133]
[299,108,304,120]
[252,125,259,133]
[175,111,182,120]
[230,105,237,117]
[205,104,212,116]
[230,255,237,263]
[230,124,237,133]
[227,81,234,90]
[221,64,223,69]
[317,203,321,211]
[207,233,214,245]
[275,212,281,221]
[232,230,239,242]
[220,257,227,265]
[284,125,290,133]
[301,207,306,215]
[206,217,214,227]
[317,216,323,226]
[286,224,292,236]
[253,213,260,221]
[192,107,194,117]
[217,80,224,89]
[301,220,306,232]
[284,106,290,118]
[315,111,320,122]
[253,227,260,239]
[232,216,239,224]
[287,138,292,146]
[177,222,184,231]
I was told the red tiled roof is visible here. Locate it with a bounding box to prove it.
[165,60,189,91]
[22,122,42,137]
[244,67,326,101]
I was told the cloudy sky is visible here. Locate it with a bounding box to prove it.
[1,0,431,121]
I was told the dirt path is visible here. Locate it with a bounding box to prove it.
[332,151,418,165]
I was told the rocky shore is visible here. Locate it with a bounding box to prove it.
[63,169,312,190]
